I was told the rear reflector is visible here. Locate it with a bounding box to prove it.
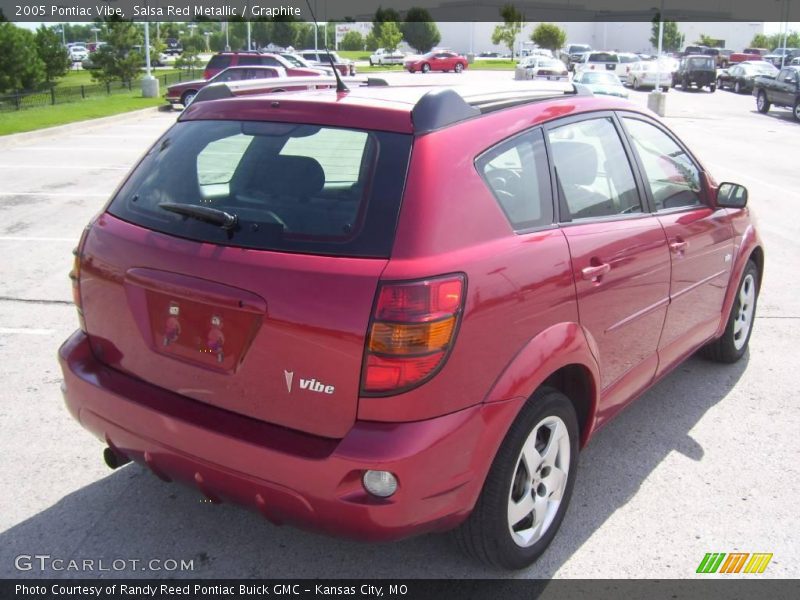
[362,274,465,395]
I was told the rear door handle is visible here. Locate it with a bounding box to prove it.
[581,263,611,280]
[669,240,688,253]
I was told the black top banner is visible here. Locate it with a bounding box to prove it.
[0,0,798,23]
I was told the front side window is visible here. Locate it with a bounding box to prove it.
[547,118,642,220]
[622,117,703,210]
[477,129,553,231]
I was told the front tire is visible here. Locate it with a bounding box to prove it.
[455,62,464,73]
[421,63,431,73]
[757,90,770,113]
[180,90,197,107]
[709,84,716,93]
[793,98,800,122]
[454,388,579,569]
[734,80,741,94]
[701,261,759,363]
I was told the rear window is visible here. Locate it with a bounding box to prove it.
[206,55,232,71]
[107,121,412,257]
[588,53,618,63]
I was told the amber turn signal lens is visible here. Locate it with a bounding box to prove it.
[369,317,456,355]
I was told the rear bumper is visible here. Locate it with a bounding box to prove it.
[58,330,522,541]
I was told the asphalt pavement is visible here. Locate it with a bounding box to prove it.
[0,71,798,579]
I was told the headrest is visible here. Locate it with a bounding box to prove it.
[267,155,325,197]
[551,141,598,186]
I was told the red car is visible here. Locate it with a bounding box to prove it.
[203,51,323,80]
[60,81,762,570]
[165,66,300,107]
[405,51,468,73]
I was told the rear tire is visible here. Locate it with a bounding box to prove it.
[709,84,716,93]
[180,90,197,107]
[793,99,800,122]
[633,77,641,90]
[701,261,759,363]
[757,90,771,113]
[453,387,579,570]
[734,80,741,94]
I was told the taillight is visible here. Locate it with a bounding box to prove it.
[362,274,466,395]
[69,247,86,333]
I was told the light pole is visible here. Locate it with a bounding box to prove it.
[141,18,159,98]
[247,21,252,51]
[204,31,212,53]
[59,24,66,45]
[648,0,667,117]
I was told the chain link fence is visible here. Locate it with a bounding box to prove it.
[0,70,199,112]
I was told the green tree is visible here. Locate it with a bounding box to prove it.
[491,4,525,59]
[378,21,403,52]
[365,31,380,52]
[695,34,719,46]
[650,17,684,53]
[90,19,142,85]
[340,31,364,51]
[402,7,441,53]
[35,24,70,83]
[176,34,203,73]
[0,23,46,92]
[531,23,566,53]
[372,7,401,40]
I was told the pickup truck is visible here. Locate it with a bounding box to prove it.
[753,66,800,121]
[369,48,405,66]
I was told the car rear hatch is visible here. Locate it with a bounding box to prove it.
[78,118,412,438]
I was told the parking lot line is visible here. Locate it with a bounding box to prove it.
[0,327,56,335]
[0,165,128,171]
[0,236,76,242]
[0,192,110,197]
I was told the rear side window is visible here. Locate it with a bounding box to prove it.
[237,55,262,66]
[108,121,412,257]
[476,129,553,231]
[206,55,232,71]
[548,118,642,220]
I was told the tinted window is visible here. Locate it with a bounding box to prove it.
[622,117,703,210]
[588,53,618,63]
[206,55,232,71]
[108,121,412,257]
[237,55,261,66]
[477,129,553,230]
[548,118,642,220]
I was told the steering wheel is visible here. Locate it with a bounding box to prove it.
[488,169,523,194]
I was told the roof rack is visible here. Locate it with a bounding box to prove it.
[191,76,388,105]
[411,82,592,134]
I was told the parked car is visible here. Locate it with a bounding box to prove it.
[59,80,762,571]
[753,65,800,121]
[165,66,324,107]
[479,51,501,58]
[515,56,569,81]
[717,61,778,94]
[673,55,717,92]
[711,48,734,68]
[728,51,765,65]
[203,52,325,80]
[574,51,634,78]
[682,44,708,56]
[763,48,800,67]
[68,45,88,62]
[132,45,169,67]
[298,50,356,76]
[405,51,468,73]
[279,52,334,75]
[625,60,672,91]
[559,43,592,71]
[164,38,183,56]
[792,57,800,66]
[572,70,629,97]
[370,48,406,66]
[743,48,769,57]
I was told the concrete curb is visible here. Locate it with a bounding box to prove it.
[0,106,174,149]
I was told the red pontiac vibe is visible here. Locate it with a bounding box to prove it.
[59,80,763,569]
[405,51,468,73]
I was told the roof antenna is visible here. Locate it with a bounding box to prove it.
[304,0,349,93]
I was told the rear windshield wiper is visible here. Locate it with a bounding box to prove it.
[158,202,238,231]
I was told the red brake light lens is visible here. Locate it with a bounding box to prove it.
[362,274,465,395]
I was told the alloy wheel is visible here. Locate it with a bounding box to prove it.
[507,415,571,548]
[733,274,756,350]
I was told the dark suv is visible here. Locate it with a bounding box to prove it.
[59,79,762,570]
[673,55,717,91]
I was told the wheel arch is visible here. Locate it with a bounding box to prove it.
[483,322,601,448]
[716,225,764,338]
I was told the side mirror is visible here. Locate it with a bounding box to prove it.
[784,76,795,83]
[716,182,748,209]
